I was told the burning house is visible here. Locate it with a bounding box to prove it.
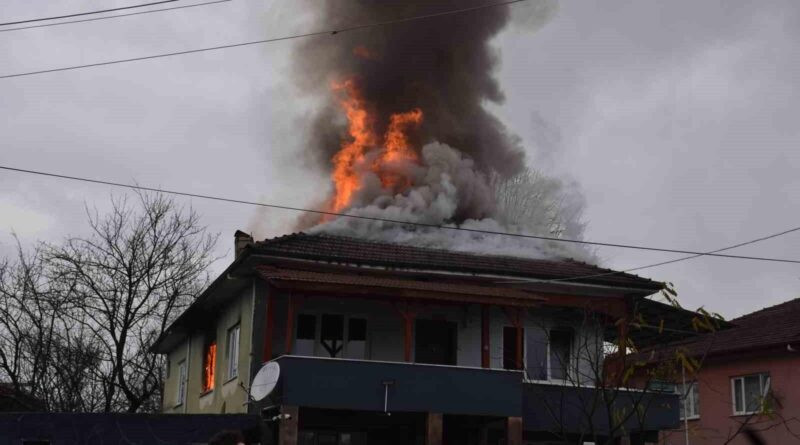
[150,231,694,445]
[148,2,704,444]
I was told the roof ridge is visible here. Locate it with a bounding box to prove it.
[731,296,800,322]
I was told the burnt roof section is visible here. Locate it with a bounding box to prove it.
[248,232,664,291]
[644,297,800,360]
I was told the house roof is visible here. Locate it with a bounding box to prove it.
[151,232,668,353]
[247,233,664,291]
[643,297,800,360]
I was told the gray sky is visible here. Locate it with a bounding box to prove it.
[1,0,798,319]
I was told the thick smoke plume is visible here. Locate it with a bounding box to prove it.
[292,1,591,260]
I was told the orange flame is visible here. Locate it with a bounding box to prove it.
[202,342,216,392]
[329,77,423,212]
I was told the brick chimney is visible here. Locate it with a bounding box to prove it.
[234,230,253,259]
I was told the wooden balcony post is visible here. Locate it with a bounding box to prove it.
[481,305,490,368]
[263,290,275,362]
[507,416,523,445]
[426,412,443,445]
[279,405,299,445]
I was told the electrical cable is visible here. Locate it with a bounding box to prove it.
[0,0,231,33]
[0,0,528,80]
[2,164,799,265]
[0,0,179,27]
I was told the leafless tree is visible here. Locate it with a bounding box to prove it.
[42,192,219,412]
[0,192,218,412]
[491,167,588,242]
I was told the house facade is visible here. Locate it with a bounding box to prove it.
[651,298,800,445]
[151,231,688,445]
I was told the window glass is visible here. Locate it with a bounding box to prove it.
[344,318,367,359]
[297,314,316,340]
[732,373,770,415]
[678,381,699,419]
[549,329,573,380]
[177,360,187,406]
[525,327,547,379]
[504,327,522,370]
[295,314,317,356]
[744,375,761,412]
[227,325,240,379]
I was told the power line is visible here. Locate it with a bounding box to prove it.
[0,0,231,33]
[0,0,528,80]
[519,225,800,284]
[0,0,179,27]
[2,164,800,265]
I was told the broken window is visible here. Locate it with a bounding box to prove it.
[201,335,216,393]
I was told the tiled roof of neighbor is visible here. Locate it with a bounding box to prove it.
[249,232,664,291]
[646,297,800,359]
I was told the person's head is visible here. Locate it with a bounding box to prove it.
[208,430,246,445]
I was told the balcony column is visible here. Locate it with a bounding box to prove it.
[426,412,443,445]
[285,295,304,354]
[279,405,299,445]
[481,305,490,368]
[393,302,416,362]
[506,416,523,445]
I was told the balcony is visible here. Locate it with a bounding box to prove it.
[268,355,523,417]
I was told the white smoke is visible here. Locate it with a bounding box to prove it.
[310,142,594,261]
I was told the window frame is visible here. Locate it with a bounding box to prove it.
[731,372,770,416]
[678,381,700,420]
[226,323,240,381]
[176,359,187,407]
[294,312,370,359]
[546,328,575,381]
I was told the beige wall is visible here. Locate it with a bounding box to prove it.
[162,280,255,414]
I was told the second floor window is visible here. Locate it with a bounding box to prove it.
[201,335,216,393]
[226,324,240,380]
[678,381,700,419]
[176,359,187,406]
[295,313,368,359]
[732,373,770,415]
[549,329,573,380]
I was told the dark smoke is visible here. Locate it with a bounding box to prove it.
[294,1,525,199]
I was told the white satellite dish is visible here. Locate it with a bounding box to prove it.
[250,362,280,402]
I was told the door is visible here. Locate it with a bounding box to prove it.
[414,319,457,365]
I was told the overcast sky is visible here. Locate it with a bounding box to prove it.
[1,0,798,319]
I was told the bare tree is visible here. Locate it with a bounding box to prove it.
[37,192,218,412]
[519,285,727,445]
[491,167,588,241]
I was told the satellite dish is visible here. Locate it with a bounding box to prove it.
[250,362,280,402]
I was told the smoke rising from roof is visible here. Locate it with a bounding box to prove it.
[289,1,591,260]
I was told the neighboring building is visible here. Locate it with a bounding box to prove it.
[151,231,695,445]
[0,383,44,412]
[646,298,800,445]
